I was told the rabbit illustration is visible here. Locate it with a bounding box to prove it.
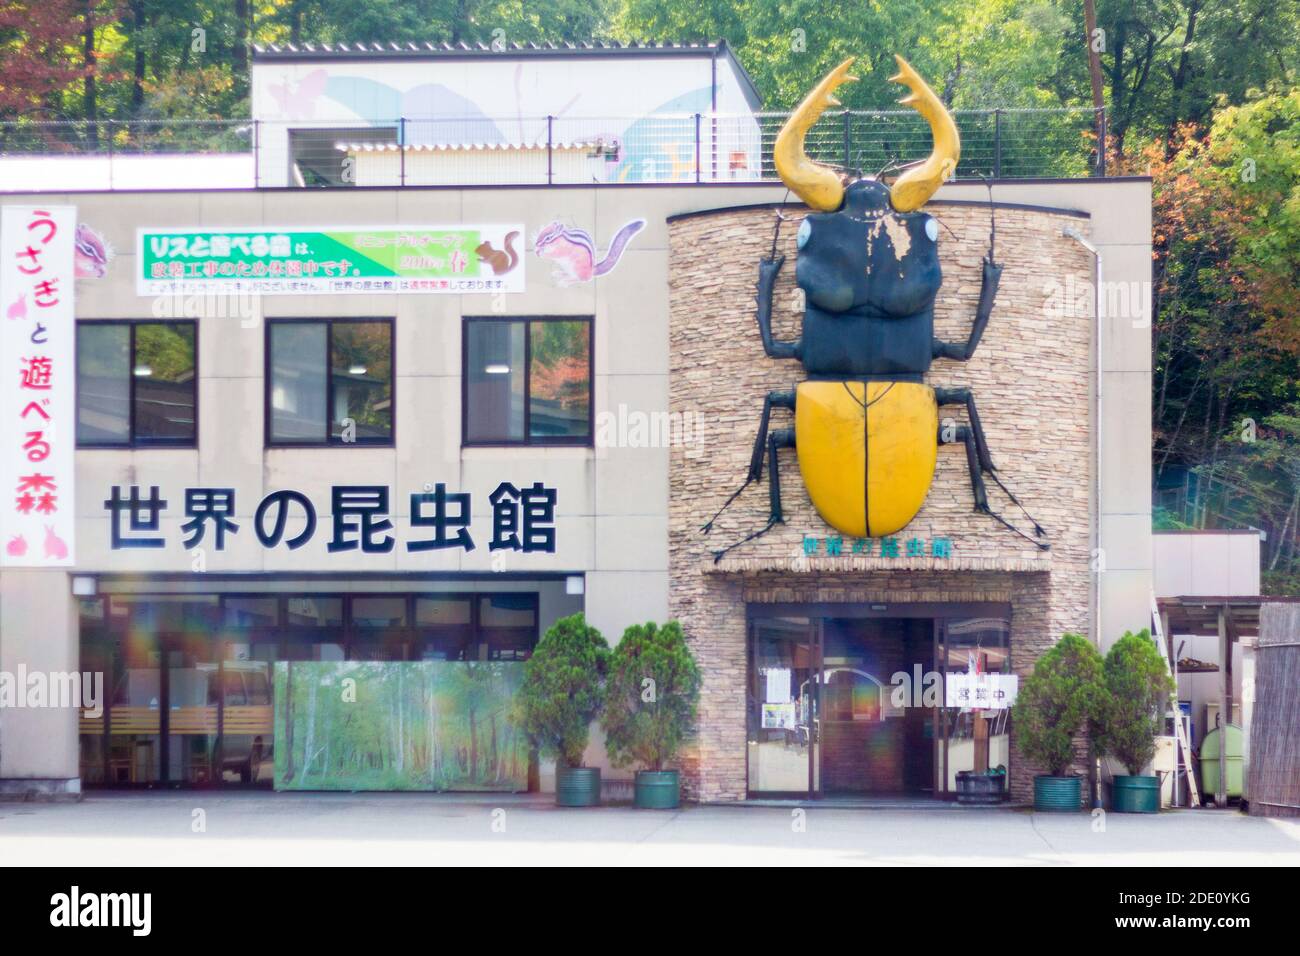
[43,525,68,560]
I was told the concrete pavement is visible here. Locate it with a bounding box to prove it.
[2,792,1297,866]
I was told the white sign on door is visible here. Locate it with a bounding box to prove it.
[945,673,1018,710]
[0,205,76,566]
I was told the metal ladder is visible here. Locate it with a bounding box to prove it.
[1151,592,1200,807]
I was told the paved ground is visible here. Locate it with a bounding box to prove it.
[2,792,1297,866]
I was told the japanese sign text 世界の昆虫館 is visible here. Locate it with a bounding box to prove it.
[103,482,557,554]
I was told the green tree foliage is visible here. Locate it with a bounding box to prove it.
[514,612,608,768]
[274,661,529,790]
[1148,88,1300,584]
[601,620,701,771]
[611,0,1075,111]
[1010,633,1104,776]
[1097,629,1175,776]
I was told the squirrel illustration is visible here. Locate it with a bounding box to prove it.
[534,219,646,285]
[475,231,520,275]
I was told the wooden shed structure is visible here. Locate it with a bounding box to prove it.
[1250,602,1300,817]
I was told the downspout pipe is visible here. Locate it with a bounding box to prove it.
[1063,225,1104,809]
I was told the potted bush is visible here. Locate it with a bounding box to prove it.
[515,612,609,807]
[1011,633,1104,812]
[601,620,702,809]
[1098,629,1175,813]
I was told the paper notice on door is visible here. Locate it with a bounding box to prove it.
[765,667,792,703]
[762,702,797,730]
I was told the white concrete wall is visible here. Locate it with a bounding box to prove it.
[1153,530,1261,597]
[0,570,80,786]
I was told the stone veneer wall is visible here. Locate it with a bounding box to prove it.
[667,201,1096,804]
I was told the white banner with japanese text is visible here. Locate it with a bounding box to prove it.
[945,672,1018,710]
[0,205,76,566]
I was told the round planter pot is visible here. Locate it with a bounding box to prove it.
[555,766,601,807]
[955,771,1007,805]
[1111,774,1160,813]
[1033,774,1082,812]
[634,770,680,809]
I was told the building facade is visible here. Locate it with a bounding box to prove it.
[0,44,1154,802]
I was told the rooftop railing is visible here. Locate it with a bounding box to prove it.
[0,107,1107,191]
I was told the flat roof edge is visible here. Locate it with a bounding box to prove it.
[668,197,1094,223]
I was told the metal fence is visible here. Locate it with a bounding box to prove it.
[0,107,1106,190]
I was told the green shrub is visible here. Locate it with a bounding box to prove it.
[1098,629,1176,776]
[1011,632,1105,777]
[602,621,702,772]
[515,613,608,768]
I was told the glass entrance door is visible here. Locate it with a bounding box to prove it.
[747,617,819,795]
[821,618,935,795]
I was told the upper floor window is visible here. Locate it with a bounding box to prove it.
[76,320,197,447]
[267,319,393,446]
[463,317,592,445]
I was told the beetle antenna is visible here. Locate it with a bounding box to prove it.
[769,191,791,260]
[975,172,997,263]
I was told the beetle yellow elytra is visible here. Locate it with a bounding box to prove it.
[796,380,938,539]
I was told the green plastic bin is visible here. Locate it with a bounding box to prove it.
[1200,724,1243,799]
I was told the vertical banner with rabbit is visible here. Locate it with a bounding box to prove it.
[0,205,76,567]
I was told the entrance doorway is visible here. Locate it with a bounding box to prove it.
[746,605,1012,799]
[820,618,932,794]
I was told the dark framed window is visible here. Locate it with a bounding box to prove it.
[266,319,393,446]
[463,316,592,445]
[76,320,197,447]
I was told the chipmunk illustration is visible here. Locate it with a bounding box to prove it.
[475,231,520,275]
[74,223,114,278]
[534,218,646,285]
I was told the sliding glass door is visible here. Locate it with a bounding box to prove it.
[747,617,820,795]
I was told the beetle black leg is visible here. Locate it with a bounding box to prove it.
[712,428,796,563]
[765,428,796,523]
[937,386,1044,533]
[935,386,993,472]
[702,390,796,533]
[940,424,990,512]
[756,256,801,360]
[749,390,796,481]
[932,255,1002,361]
[939,421,1049,550]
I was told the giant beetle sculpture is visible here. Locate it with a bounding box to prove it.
[706,56,1047,560]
